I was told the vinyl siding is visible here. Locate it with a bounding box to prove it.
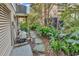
[0,4,12,56]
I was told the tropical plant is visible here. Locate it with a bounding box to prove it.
[36,26,58,38]
[20,21,28,32]
[50,39,61,55]
[30,23,40,30]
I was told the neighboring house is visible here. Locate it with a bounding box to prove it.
[49,4,58,18]
[48,4,59,28]
[41,4,57,26]
[46,4,65,29]
[48,4,70,29]
[0,3,27,56]
[15,4,27,30]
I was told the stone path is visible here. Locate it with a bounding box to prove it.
[30,31,46,56]
[10,31,46,56]
[10,44,33,56]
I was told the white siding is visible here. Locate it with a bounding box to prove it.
[0,4,12,55]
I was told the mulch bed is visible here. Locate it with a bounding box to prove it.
[42,37,55,56]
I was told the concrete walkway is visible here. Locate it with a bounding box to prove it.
[10,31,33,56]
[10,44,33,56]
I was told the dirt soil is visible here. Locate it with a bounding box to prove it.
[42,37,55,56]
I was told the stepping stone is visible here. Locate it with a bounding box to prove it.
[33,44,45,52]
[31,35,37,38]
[35,38,43,44]
[30,31,37,38]
[31,33,37,37]
[10,44,33,56]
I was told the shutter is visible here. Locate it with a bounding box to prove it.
[0,4,11,55]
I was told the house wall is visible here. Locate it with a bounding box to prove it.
[6,3,17,42]
[0,4,17,56]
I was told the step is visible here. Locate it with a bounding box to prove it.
[35,38,43,44]
[14,42,28,47]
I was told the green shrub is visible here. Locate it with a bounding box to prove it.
[50,40,62,55]
[40,26,51,37]
[70,31,79,40]
[30,22,58,39]
[61,41,70,55]
[37,26,58,38]
[20,21,28,32]
[48,27,58,39]
[30,23,40,30]
[50,38,79,56]
[67,43,79,55]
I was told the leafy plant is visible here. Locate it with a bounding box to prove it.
[67,42,79,55]
[50,36,79,56]
[50,40,63,55]
[70,31,79,40]
[38,26,58,38]
[20,21,28,32]
[40,26,51,37]
[61,42,70,55]
[30,23,40,30]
